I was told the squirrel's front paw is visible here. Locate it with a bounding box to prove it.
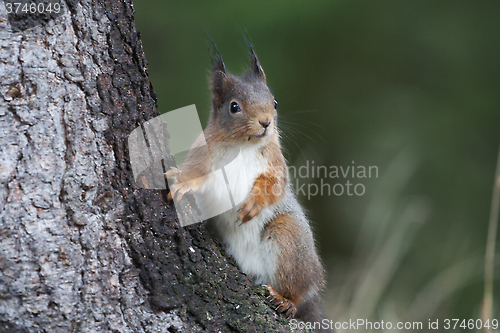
[264,285,297,319]
[167,182,193,201]
[165,167,189,201]
[165,167,182,182]
[238,194,262,223]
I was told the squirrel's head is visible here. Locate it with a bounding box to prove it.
[208,41,278,145]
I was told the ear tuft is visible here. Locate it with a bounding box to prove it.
[209,38,226,73]
[207,37,230,109]
[244,37,266,82]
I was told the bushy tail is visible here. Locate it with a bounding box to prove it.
[295,293,333,333]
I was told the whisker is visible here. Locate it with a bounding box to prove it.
[278,120,326,144]
[277,126,308,161]
[284,109,322,115]
[280,119,325,132]
[230,124,251,137]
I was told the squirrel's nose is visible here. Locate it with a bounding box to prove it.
[259,120,270,129]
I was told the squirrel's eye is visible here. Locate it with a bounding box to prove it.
[273,100,278,109]
[230,101,241,113]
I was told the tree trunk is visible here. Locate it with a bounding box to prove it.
[0,1,301,332]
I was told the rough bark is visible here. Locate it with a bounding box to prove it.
[0,0,302,332]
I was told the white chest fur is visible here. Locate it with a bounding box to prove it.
[198,143,278,285]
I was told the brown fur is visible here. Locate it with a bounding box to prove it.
[238,143,286,222]
[264,213,324,317]
[167,41,331,331]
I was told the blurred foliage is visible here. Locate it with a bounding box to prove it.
[134,0,500,328]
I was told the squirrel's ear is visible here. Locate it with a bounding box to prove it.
[209,39,226,74]
[211,51,226,74]
[209,39,232,109]
[211,70,232,110]
[247,42,266,82]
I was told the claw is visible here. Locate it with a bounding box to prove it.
[173,187,183,201]
[264,284,297,318]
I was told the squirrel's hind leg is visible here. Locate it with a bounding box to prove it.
[262,212,325,319]
[265,284,297,318]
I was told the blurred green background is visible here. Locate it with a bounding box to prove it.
[134,1,500,329]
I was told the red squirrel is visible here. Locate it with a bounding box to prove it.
[167,41,330,330]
